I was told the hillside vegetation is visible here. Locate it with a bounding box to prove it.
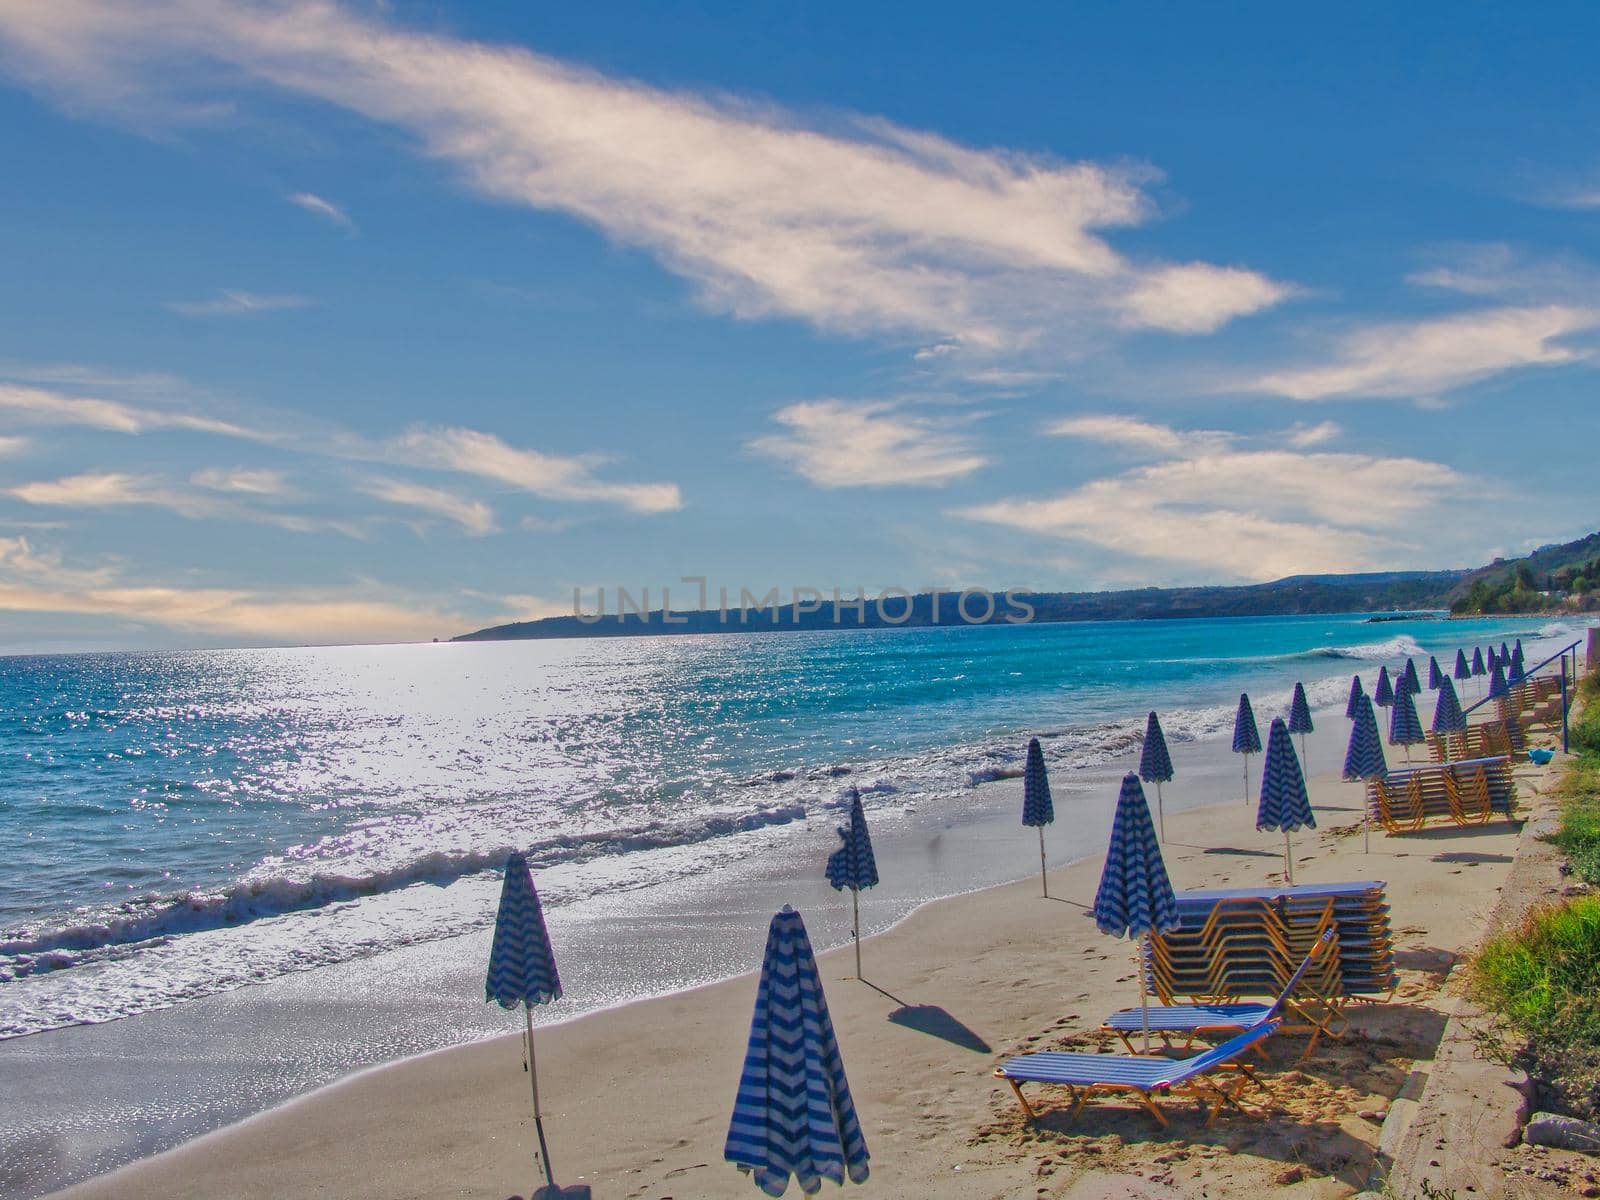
[1449,530,1600,616]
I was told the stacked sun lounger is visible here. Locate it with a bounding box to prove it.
[1426,720,1513,763]
[1366,755,1517,832]
[1146,882,1396,1006]
[1498,675,1563,736]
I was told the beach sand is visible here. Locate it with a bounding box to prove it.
[47,748,1545,1200]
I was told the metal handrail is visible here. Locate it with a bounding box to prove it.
[1459,638,1583,753]
[1461,639,1581,716]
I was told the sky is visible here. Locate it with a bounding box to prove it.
[0,1,1596,650]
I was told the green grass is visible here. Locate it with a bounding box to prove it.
[1469,671,1600,1118]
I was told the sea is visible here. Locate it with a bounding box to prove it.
[0,611,1583,1043]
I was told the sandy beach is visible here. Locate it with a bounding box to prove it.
[44,736,1554,1200]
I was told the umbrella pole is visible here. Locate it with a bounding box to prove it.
[1139,934,1150,1053]
[1037,826,1048,898]
[1155,780,1165,842]
[1299,733,1307,773]
[1284,830,1294,885]
[852,889,862,980]
[1243,754,1251,805]
[524,1006,555,1188]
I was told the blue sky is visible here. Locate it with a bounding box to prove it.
[0,1,1596,650]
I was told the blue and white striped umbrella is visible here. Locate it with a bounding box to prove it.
[1343,693,1387,854]
[1454,649,1471,681]
[725,907,869,1198]
[1388,682,1425,756]
[1400,658,1422,696]
[486,853,564,1189]
[1501,640,1511,663]
[1487,647,1499,672]
[1021,738,1054,896]
[1232,693,1262,804]
[1258,718,1315,884]
[1093,775,1179,1047]
[825,788,878,979]
[1510,643,1526,683]
[1427,656,1444,690]
[1139,711,1174,841]
[1288,682,1314,766]
[1343,693,1387,783]
[1472,647,1486,676]
[1346,673,1365,720]
[1489,659,1509,699]
[1432,677,1466,760]
[1093,774,1180,940]
[1374,665,1395,707]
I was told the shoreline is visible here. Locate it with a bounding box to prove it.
[43,723,1534,1200]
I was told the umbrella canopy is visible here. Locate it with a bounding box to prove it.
[1487,647,1499,671]
[825,790,879,892]
[1510,644,1526,682]
[1092,775,1179,939]
[1500,640,1511,664]
[1343,693,1388,782]
[725,907,869,1197]
[1432,677,1466,736]
[1346,674,1365,720]
[1257,719,1315,834]
[1374,665,1395,707]
[1288,682,1314,736]
[1400,658,1422,696]
[1427,656,1444,690]
[1489,660,1509,699]
[1472,647,1486,676]
[1022,738,1054,827]
[1388,684,1425,749]
[1139,711,1174,784]
[486,853,562,1009]
[1454,649,1471,680]
[1232,693,1262,754]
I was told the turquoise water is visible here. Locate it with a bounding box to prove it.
[0,611,1578,1037]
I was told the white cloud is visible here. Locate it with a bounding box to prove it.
[1042,414,1187,455]
[359,476,496,536]
[749,399,987,487]
[1285,420,1341,448]
[192,466,290,495]
[6,470,359,536]
[1249,305,1600,401]
[960,419,1470,580]
[165,290,313,316]
[287,190,353,228]
[391,425,681,513]
[0,0,1290,357]
[0,381,260,437]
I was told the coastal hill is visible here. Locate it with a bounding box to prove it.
[456,528,1600,642]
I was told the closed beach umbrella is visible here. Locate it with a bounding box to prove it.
[1471,647,1486,676]
[1427,656,1444,690]
[825,788,879,980]
[1288,681,1314,764]
[1500,640,1511,664]
[1400,658,1422,696]
[1022,738,1054,896]
[1346,673,1365,720]
[1093,774,1180,1048]
[725,907,869,1197]
[1374,665,1395,708]
[1388,683,1425,759]
[486,853,564,1192]
[1510,643,1526,683]
[1139,711,1175,841]
[1432,677,1467,761]
[1487,647,1499,672]
[1258,718,1316,885]
[1454,649,1471,682]
[1489,659,1509,699]
[1343,693,1387,854]
[1233,693,1262,804]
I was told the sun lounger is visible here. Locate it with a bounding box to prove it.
[995,1020,1281,1126]
[1366,756,1517,832]
[1103,930,1335,1058]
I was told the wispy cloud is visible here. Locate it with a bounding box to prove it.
[1042,414,1188,455]
[359,476,496,536]
[0,381,261,437]
[287,190,353,228]
[390,425,681,513]
[6,470,359,536]
[1285,420,1341,448]
[959,419,1470,580]
[0,0,1290,360]
[749,399,987,488]
[165,289,313,317]
[1248,305,1600,401]
[191,466,290,496]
